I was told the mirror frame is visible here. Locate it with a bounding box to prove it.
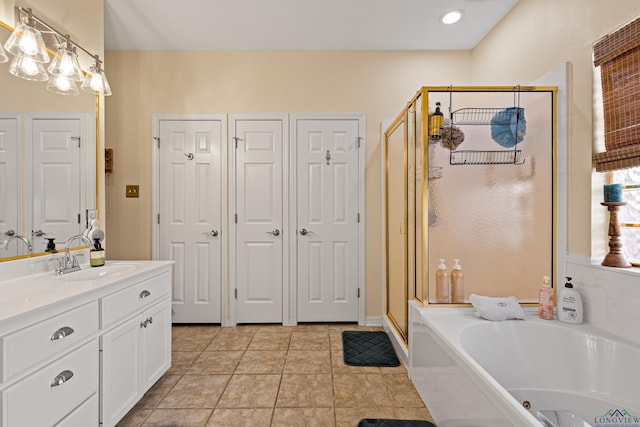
[0,19,101,262]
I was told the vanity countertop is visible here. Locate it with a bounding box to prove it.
[0,260,173,325]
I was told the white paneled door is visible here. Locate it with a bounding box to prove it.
[158,119,223,323]
[30,118,82,251]
[295,118,360,322]
[234,117,285,324]
[0,116,20,257]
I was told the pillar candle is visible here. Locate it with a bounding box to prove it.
[603,183,623,202]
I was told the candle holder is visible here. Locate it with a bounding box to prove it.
[601,202,632,268]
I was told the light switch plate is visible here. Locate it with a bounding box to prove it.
[126,185,139,198]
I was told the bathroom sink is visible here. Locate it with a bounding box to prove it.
[58,263,141,282]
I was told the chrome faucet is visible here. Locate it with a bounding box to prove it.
[53,234,93,274]
[0,235,33,254]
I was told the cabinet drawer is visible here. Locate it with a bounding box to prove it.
[56,393,98,427]
[1,301,99,382]
[3,339,98,427]
[101,272,171,329]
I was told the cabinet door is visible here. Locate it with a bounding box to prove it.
[141,299,171,391]
[100,316,141,427]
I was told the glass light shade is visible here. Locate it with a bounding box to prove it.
[81,65,112,96]
[46,74,79,95]
[0,43,8,63]
[48,46,84,81]
[8,54,49,81]
[4,22,50,63]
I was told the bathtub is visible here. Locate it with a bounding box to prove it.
[408,302,640,427]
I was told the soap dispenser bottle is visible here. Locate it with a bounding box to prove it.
[435,259,450,303]
[538,276,554,320]
[45,238,57,253]
[558,277,583,324]
[90,238,105,267]
[451,259,464,303]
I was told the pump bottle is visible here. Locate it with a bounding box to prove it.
[435,259,450,303]
[557,277,583,324]
[451,259,464,303]
[538,275,554,320]
[90,238,105,267]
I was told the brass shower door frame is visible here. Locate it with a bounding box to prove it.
[384,86,558,343]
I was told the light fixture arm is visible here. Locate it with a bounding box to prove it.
[17,6,102,67]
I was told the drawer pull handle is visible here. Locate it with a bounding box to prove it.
[50,326,75,341]
[140,317,154,328]
[139,290,151,299]
[50,370,74,387]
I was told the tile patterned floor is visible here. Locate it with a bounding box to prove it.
[117,323,435,427]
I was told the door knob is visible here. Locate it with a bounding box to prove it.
[32,230,46,237]
[299,228,308,236]
[204,229,219,237]
[270,229,280,236]
[4,229,15,237]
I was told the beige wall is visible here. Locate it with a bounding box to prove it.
[105,0,640,318]
[471,0,640,256]
[104,50,472,316]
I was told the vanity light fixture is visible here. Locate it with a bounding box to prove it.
[46,74,80,95]
[8,54,48,81]
[440,9,464,25]
[4,10,50,63]
[48,36,84,82]
[81,55,112,96]
[3,7,112,96]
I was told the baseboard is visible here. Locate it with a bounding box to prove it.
[365,316,383,327]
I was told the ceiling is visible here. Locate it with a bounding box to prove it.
[104,0,520,51]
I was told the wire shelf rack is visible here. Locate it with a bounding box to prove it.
[451,107,524,126]
[450,149,523,165]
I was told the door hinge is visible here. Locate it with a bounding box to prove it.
[77,213,81,224]
[233,136,239,149]
[235,213,238,224]
[357,288,360,298]
[157,213,160,224]
[356,136,362,149]
[234,288,238,299]
[71,136,80,148]
[357,213,360,223]
[153,136,160,148]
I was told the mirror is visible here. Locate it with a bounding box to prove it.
[0,20,98,261]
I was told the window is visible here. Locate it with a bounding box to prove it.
[613,167,640,265]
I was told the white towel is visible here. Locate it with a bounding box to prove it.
[469,294,526,321]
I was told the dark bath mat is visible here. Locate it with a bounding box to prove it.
[342,331,400,367]
[357,419,436,427]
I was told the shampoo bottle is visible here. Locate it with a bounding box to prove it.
[538,275,554,320]
[558,277,583,324]
[435,259,450,303]
[90,238,105,267]
[451,259,464,303]
[429,102,444,139]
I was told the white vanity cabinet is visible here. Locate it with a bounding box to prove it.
[0,259,173,427]
[0,303,100,427]
[100,271,172,427]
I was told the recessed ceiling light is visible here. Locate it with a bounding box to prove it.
[440,9,464,25]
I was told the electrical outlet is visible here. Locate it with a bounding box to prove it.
[126,185,140,198]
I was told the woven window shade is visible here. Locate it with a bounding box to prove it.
[593,16,640,172]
